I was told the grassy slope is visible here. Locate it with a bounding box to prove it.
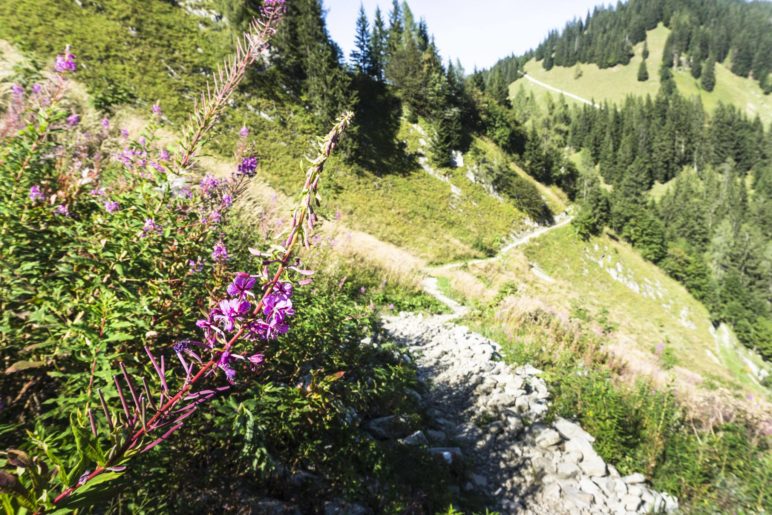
[513,24,772,124]
[0,0,534,265]
[520,226,769,398]
[432,223,770,418]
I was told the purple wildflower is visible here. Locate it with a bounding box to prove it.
[54,46,77,73]
[222,194,233,208]
[214,298,251,332]
[54,204,69,217]
[217,351,237,383]
[101,117,110,130]
[262,0,286,16]
[66,114,80,127]
[237,156,258,177]
[31,83,42,94]
[104,200,120,213]
[212,241,229,262]
[159,148,170,161]
[248,353,265,367]
[152,103,162,117]
[90,187,105,196]
[252,282,294,339]
[200,174,220,197]
[120,129,129,139]
[11,84,23,97]
[239,126,249,138]
[188,258,204,273]
[142,218,160,237]
[195,313,219,347]
[205,211,222,225]
[227,272,257,298]
[29,185,45,202]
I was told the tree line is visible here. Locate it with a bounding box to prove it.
[485,0,771,93]
[567,88,770,359]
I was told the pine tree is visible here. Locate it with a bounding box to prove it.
[691,53,702,79]
[701,57,716,92]
[369,7,387,80]
[387,0,403,52]
[429,107,461,168]
[637,59,649,82]
[350,5,371,74]
[543,49,554,71]
[642,40,650,60]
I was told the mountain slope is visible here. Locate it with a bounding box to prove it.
[513,23,772,124]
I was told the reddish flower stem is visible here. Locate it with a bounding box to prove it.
[52,112,352,507]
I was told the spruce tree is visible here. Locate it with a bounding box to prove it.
[691,53,702,79]
[350,5,371,74]
[543,50,554,71]
[642,40,649,60]
[429,108,461,168]
[637,59,649,82]
[701,57,716,92]
[369,7,387,80]
[387,0,403,52]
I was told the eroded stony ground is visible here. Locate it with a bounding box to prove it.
[381,313,678,514]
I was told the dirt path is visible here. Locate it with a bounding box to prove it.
[435,213,573,273]
[521,73,596,107]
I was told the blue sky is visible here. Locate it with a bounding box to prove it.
[325,1,607,72]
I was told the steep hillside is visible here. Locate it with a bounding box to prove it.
[431,225,770,411]
[513,23,772,124]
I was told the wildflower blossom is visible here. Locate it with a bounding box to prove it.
[239,126,249,138]
[142,218,160,237]
[217,351,237,383]
[101,117,110,130]
[152,103,162,117]
[206,211,222,225]
[249,282,294,340]
[90,187,105,196]
[200,174,220,197]
[227,272,257,298]
[31,83,42,94]
[66,114,80,127]
[222,194,233,208]
[188,258,204,273]
[159,148,170,161]
[214,298,251,332]
[54,204,69,216]
[54,46,77,73]
[104,200,120,213]
[248,353,265,367]
[237,156,258,177]
[29,185,45,202]
[211,241,229,262]
[11,83,23,97]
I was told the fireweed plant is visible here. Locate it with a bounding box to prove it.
[0,1,405,511]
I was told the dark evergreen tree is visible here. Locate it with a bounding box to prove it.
[637,59,649,82]
[369,6,387,80]
[701,57,716,92]
[350,5,371,74]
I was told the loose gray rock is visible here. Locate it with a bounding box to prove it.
[400,430,429,447]
[381,312,677,514]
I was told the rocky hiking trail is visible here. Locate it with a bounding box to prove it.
[378,218,679,513]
